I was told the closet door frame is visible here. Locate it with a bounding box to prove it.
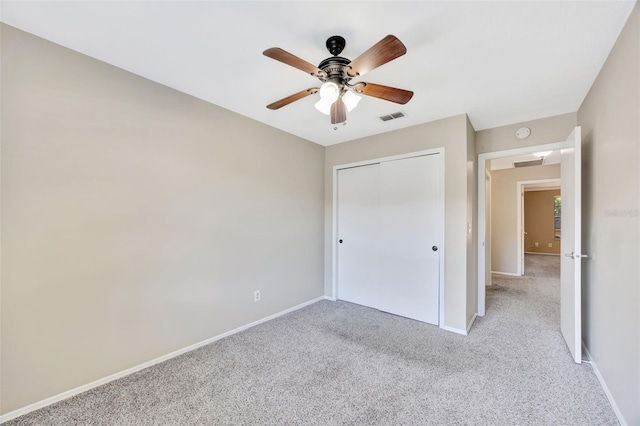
[331,148,446,327]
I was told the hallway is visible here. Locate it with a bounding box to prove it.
[487,253,561,326]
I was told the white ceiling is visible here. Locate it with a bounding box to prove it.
[1,1,635,146]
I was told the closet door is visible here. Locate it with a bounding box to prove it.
[377,154,442,324]
[336,164,380,308]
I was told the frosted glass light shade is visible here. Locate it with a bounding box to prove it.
[342,91,362,112]
[315,82,340,115]
[314,98,332,115]
[319,82,340,102]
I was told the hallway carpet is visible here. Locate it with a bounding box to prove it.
[7,255,617,425]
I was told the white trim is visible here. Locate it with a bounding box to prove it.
[331,148,446,328]
[466,313,478,334]
[484,169,492,291]
[490,270,521,277]
[478,170,489,313]
[323,295,337,301]
[524,252,560,256]
[440,325,468,336]
[524,186,561,192]
[331,165,339,300]
[477,141,567,317]
[582,342,628,426]
[517,182,524,275]
[0,296,326,424]
[437,149,446,328]
[332,148,443,172]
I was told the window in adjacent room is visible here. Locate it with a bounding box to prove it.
[554,195,561,239]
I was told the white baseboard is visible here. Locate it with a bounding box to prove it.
[0,296,326,424]
[581,342,627,426]
[323,295,337,301]
[524,252,560,256]
[466,313,478,334]
[440,324,468,336]
[491,270,521,277]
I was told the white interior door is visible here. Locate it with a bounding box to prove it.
[560,126,583,364]
[336,164,380,308]
[377,154,442,325]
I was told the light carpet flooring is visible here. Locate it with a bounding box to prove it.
[7,254,617,425]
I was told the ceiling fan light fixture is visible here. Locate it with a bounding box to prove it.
[342,90,362,112]
[264,35,413,124]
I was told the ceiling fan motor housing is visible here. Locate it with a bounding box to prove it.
[318,36,353,89]
[318,56,352,86]
[326,35,346,56]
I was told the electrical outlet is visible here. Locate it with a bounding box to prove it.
[548,243,552,247]
[254,290,260,302]
[535,242,539,247]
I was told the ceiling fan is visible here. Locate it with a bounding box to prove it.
[263,35,414,125]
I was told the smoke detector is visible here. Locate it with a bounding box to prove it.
[516,127,531,139]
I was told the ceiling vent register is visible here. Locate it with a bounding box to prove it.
[514,159,544,168]
[379,111,406,122]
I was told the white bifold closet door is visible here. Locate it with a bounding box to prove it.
[336,153,442,325]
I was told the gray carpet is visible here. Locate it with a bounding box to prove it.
[7,254,617,425]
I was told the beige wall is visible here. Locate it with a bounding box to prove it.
[324,114,472,331]
[524,190,561,255]
[578,3,640,424]
[476,112,577,154]
[0,25,325,414]
[490,164,561,274]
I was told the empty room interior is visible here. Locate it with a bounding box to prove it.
[1,1,639,425]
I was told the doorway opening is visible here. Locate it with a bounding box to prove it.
[479,143,564,297]
[477,127,583,363]
[518,179,561,276]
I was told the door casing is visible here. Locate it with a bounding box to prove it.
[516,179,561,276]
[477,141,567,316]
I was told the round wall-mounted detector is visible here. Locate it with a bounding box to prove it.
[516,127,531,139]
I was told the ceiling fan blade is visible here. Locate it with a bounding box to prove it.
[354,82,413,104]
[266,88,318,110]
[330,97,347,124]
[346,35,407,78]
[263,48,326,78]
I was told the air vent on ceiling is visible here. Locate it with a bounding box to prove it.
[514,159,544,168]
[379,111,406,122]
